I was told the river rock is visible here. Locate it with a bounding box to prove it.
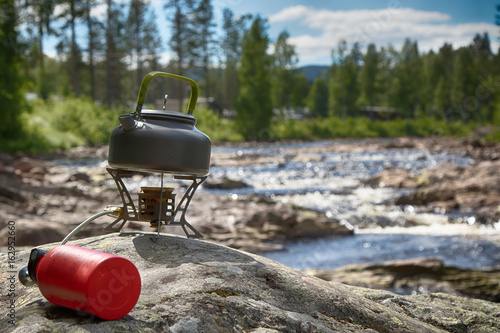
[240,205,353,240]
[210,152,287,167]
[193,199,354,253]
[65,172,92,184]
[203,176,251,189]
[304,257,500,303]
[1,233,500,332]
[384,137,417,149]
[0,185,26,204]
[0,219,68,247]
[363,168,418,188]
[12,157,48,182]
[395,160,500,223]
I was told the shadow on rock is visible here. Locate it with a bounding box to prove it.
[132,233,257,267]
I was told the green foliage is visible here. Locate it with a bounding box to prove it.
[359,44,383,107]
[272,30,300,110]
[195,107,243,142]
[50,98,123,145]
[388,39,423,118]
[270,116,474,141]
[0,0,27,141]
[330,40,360,118]
[484,129,500,143]
[2,96,480,153]
[235,16,273,140]
[9,97,124,152]
[307,77,329,117]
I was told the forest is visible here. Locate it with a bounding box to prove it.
[1,0,500,152]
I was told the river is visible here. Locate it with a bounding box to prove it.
[207,140,500,270]
[58,139,500,270]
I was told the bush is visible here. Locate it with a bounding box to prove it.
[195,107,244,142]
[12,97,124,152]
[484,128,500,143]
[270,116,475,141]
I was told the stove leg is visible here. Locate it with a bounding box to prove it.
[103,168,138,232]
[171,175,206,239]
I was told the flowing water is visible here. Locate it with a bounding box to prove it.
[59,140,500,269]
[206,140,500,269]
[262,233,500,270]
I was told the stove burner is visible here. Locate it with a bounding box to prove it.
[138,187,175,227]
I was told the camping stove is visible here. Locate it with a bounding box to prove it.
[101,169,206,238]
[60,71,211,244]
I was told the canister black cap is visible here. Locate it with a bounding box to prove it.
[27,248,48,283]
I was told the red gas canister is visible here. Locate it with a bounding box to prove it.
[22,245,141,320]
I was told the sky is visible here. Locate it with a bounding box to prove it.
[209,0,500,66]
[45,0,500,67]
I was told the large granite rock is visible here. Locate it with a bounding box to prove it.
[1,233,500,332]
[304,257,500,303]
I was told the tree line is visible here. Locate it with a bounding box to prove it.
[1,0,499,144]
[324,34,498,125]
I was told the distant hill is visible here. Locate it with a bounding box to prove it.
[296,65,329,82]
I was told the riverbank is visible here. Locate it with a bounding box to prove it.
[1,136,499,248]
[1,136,500,301]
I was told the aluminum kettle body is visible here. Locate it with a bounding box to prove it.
[108,72,211,176]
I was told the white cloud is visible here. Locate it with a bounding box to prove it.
[268,6,499,64]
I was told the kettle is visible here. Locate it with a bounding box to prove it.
[108,72,211,176]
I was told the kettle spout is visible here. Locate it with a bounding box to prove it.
[118,114,137,131]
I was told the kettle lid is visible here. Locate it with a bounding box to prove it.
[141,109,196,125]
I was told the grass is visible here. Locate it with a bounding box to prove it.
[4,97,125,152]
[269,116,475,141]
[1,97,487,153]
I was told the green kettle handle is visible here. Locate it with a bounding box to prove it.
[135,71,199,116]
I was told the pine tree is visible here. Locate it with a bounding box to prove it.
[452,46,477,123]
[84,0,103,101]
[307,77,329,117]
[0,0,27,141]
[165,0,196,111]
[22,0,56,99]
[389,39,422,119]
[235,16,272,140]
[221,8,250,111]
[471,33,494,123]
[191,0,215,98]
[272,30,298,112]
[329,40,359,119]
[359,43,381,108]
[105,0,127,106]
[127,0,162,89]
[57,0,85,97]
[432,43,454,119]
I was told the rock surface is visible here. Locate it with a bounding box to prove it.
[395,160,500,223]
[363,168,418,188]
[1,233,500,332]
[304,257,500,303]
